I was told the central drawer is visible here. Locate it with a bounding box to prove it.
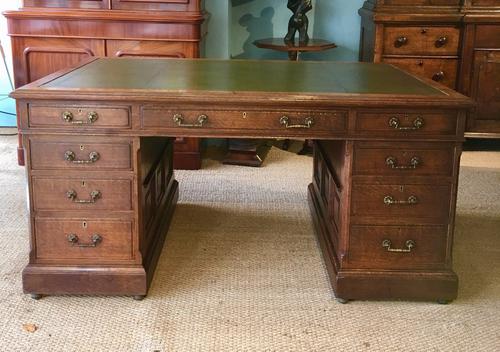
[141,108,347,135]
[34,218,134,264]
[32,177,133,211]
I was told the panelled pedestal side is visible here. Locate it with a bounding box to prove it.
[308,109,464,302]
[4,1,206,169]
[21,102,178,298]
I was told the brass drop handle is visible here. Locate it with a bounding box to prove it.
[382,239,415,253]
[64,151,100,164]
[62,111,99,125]
[389,117,424,131]
[394,36,408,48]
[384,195,418,205]
[280,116,314,129]
[66,189,101,204]
[173,113,208,128]
[432,71,445,82]
[67,233,102,248]
[386,156,420,169]
[435,36,448,48]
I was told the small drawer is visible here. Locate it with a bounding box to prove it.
[351,183,451,222]
[29,137,132,171]
[354,111,458,137]
[353,142,455,176]
[347,225,448,270]
[384,58,458,89]
[28,104,131,129]
[32,177,133,211]
[384,26,460,56]
[383,0,460,5]
[34,218,134,263]
[141,108,347,136]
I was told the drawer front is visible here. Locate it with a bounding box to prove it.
[28,105,131,129]
[353,142,455,176]
[355,111,458,137]
[32,177,133,211]
[384,58,458,89]
[383,0,460,5]
[351,184,451,222]
[29,138,132,171]
[141,108,347,136]
[384,26,460,56]
[34,218,134,263]
[475,25,500,48]
[347,225,448,270]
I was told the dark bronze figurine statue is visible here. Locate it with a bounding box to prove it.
[284,0,313,45]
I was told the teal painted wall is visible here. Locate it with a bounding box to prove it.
[0,2,17,127]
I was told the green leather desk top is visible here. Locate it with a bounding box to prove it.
[40,58,446,96]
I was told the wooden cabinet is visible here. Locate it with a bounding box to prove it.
[5,1,206,168]
[359,0,500,137]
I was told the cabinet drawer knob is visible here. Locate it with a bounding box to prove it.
[66,189,101,204]
[435,36,448,48]
[394,36,408,48]
[280,116,314,129]
[383,195,418,205]
[389,117,424,131]
[173,113,207,128]
[432,71,445,82]
[62,111,99,125]
[67,233,102,248]
[64,151,100,164]
[382,239,415,253]
[385,156,420,169]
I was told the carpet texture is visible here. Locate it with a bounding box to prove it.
[0,135,499,352]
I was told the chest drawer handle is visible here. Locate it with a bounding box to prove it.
[280,116,314,129]
[67,234,102,248]
[384,195,418,205]
[389,117,424,131]
[64,151,100,164]
[432,71,445,82]
[382,239,415,253]
[173,113,207,128]
[394,36,408,48]
[62,111,99,125]
[435,36,448,48]
[386,156,420,169]
[66,189,101,204]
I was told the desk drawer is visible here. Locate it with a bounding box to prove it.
[351,183,451,222]
[29,137,132,171]
[383,26,460,56]
[28,104,131,129]
[347,225,448,270]
[34,218,134,264]
[355,111,458,137]
[141,108,347,135]
[32,177,133,212]
[353,142,455,177]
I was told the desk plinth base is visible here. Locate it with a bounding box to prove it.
[22,180,179,298]
[308,183,458,303]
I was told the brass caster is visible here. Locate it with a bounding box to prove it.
[336,298,349,304]
[437,299,451,305]
[133,295,145,301]
[31,294,43,300]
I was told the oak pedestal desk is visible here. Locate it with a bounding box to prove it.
[10,58,473,303]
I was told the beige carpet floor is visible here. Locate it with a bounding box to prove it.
[0,134,499,352]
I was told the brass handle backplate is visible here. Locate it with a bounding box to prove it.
[173,113,207,128]
[384,195,418,205]
[280,116,314,129]
[64,151,100,164]
[382,239,415,253]
[62,111,98,125]
[435,36,448,48]
[386,156,420,169]
[67,233,102,248]
[389,117,424,131]
[394,36,408,48]
[66,189,101,204]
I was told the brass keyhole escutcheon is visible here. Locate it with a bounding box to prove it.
[242,112,247,119]
[80,145,85,151]
[81,181,86,187]
[82,221,88,229]
[399,186,404,193]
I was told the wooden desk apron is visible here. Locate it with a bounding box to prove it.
[11,58,473,302]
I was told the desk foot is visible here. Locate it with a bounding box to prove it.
[336,298,349,304]
[30,294,43,300]
[133,295,145,301]
[437,299,451,305]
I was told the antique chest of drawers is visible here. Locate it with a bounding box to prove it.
[11,58,472,302]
